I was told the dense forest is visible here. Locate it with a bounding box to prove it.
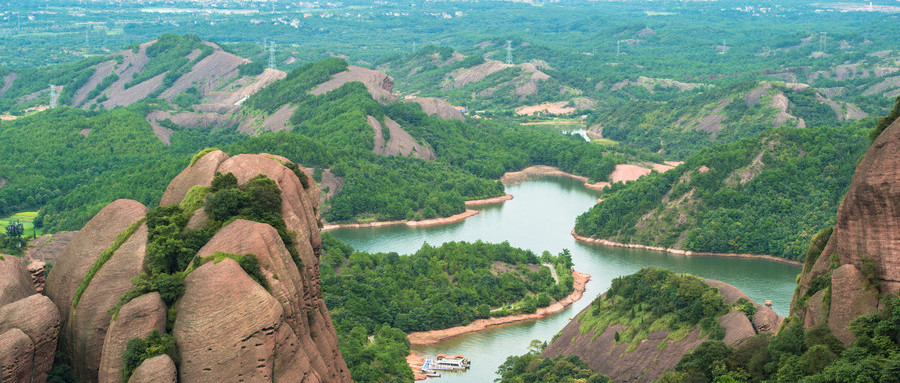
[574,122,871,260]
[496,341,611,383]
[318,234,577,382]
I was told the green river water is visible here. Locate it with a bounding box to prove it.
[330,176,801,382]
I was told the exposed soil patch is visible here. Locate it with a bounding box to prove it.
[515,101,575,116]
[407,97,465,121]
[102,42,155,108]
[771,92,806,128]
[238,104,296,135]
[71,59,117,107]
[198,68,285,113]
[160,50,248,101]
[310,65,397,104]
[0,178,5,188]
[0,72,17,98]
[367,115,436,160]
[451,60,511,88]
[79,129,91,137]
[694,97,733,133]
[863,75,900,96]
[815,92,868,121]
[744,82,772,107]
[608,164,652,183]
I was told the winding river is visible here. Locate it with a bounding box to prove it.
[330,176,800,382]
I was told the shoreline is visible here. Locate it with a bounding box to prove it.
[322,209,480,231]
[500,165,610,190]
[406,269,591,346]
[570,231,802,266]
[464,194,513,206]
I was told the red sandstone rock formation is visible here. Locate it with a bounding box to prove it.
[0,257,61,383]
[793,117,900,344]
[39,150,349,382]
[542,278,778,382]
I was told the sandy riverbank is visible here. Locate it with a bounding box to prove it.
[464,194,513,206]
[407,352,428,381]
[406,269,591,346]
[500,165,610,190]
[322,209,480,231]
[571,231,802,266]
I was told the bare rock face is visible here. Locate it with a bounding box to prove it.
[98,293,167,383]
[543,278,771,382]
[0,257,36,307]
[719,311,757,346]
[0,328,33,383]
[828,264,880,344]
[174,259,284,382]
[0,294,61,383]
[68,223,149,381]
[704,278,782,334]
[407,97,465,121]
[45,199,148,324]
[128,354,177,383]
[794,117,900,342]
[159,149,229,206]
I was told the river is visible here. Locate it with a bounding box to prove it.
[330,176,800,382]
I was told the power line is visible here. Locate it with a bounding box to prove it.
[268,41,276,69]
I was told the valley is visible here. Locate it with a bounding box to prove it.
[1,1,900,382]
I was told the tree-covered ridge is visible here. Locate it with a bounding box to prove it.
[668,296,900,383]
[574,123,870,260]
[318,234,577,382]
[496,341,611,383]
[0,105,241,232]
[577,268,730,351]
[320,236,576,333]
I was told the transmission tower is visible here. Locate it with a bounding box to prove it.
[506,40,513,65]
[617,40,622,56]
[85,24,91,50]
[268,41,276,70]
[820,32,827,52]
[719,40,727,55]
[49,85,57,108]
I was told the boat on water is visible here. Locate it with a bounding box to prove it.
[422,354,471,372]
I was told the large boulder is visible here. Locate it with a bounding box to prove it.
[174,258,284,382]
[128,354,177,383]
[0,257,36,307]
[0,294,61,383]
[45,199,148,324]
[98,292,167,383]
[67,223,149,381]
[0,328,33,383]
[159,149,229,206]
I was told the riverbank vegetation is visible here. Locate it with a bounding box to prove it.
[319,234,576,381]
[496,340,611,383]
[577,268,729,351]
[574,123,870,260]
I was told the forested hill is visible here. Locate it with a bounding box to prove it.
[0,36,636,233]
[573,120,872,260]
[0,34,278,116]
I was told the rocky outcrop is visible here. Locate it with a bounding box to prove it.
[0,257,61,383]
[128,354,177,383]
[407,97,465,121]
[793,117,900,343]
[310,65,397,104]
[40,151,349,382]
[45,199,148,324]
[0,257,36,307]
[543,278,778,382]
[98,293,167,383]
[159,149,229,206]
[174,258,284,382]
[0,328,33,383]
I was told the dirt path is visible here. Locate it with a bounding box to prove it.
[570,230,801,266]
[406,270,589,346]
